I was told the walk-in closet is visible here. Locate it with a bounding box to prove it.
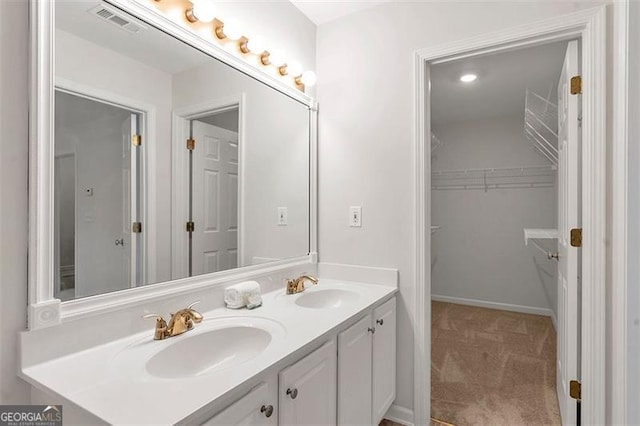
[429,39,579,425]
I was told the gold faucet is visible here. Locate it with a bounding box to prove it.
[286,274,318,295]
[143,301,203,340]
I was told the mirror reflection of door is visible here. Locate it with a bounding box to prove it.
[189,108,240,276]
[54,90,142,299]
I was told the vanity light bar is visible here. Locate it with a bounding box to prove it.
[156,0,316,90]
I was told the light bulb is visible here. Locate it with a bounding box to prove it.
[268,50,286,67]
[287,60,303,77]
[300,71,317,87]
[460,73,477,83]
[246,35,266,54]
[222,19,243,40]
[187,0,215,23]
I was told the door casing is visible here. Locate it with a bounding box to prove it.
[171,95,246,280]
[412,7,607,426]
[53,79,155,294]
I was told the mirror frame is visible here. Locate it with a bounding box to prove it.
[28,0,318,329]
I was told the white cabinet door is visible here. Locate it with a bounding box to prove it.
[201,380,277,426]
[372,297,396,424]
[279,339,337,426]
[338,314,373,426]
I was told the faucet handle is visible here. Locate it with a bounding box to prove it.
[142,313,164,320]
[187,300,200,310]
[142,314,168,340]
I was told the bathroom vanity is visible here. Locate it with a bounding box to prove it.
[21,279,396,425]
[23,0,399,424]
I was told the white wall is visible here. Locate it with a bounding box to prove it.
[173,62,310,266]
[315,0,606,416]
[431,116,557,318]
[0,0,29,404]
[56,29,174,285]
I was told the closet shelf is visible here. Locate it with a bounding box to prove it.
[431,165,556,191]
[524,228,559,260]
[524,89,558,167]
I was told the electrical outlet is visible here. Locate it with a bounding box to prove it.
[277,207,288,226]
[349,206,362,227]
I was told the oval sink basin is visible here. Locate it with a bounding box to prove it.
[295,289,359,309]
[146,326,271,379]
[113,317,285,380]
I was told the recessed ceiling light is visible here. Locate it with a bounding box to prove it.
[460,73,478,83]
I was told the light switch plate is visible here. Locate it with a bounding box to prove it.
[277,207,288,226]
[349,206,362,227]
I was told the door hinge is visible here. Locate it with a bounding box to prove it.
[570,380,581,401]
[570,75,582,95]
[186,221,195,232]
[132,222,142,233]
[570,228,582,247]
[186,138,195,150]
[132,134,142,146]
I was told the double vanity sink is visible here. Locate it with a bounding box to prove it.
[116,287,362,381]
[21,279,396,425]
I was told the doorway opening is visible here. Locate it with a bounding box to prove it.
[187,107,240,276]
[413,9,606,426]
[53,89,143,300]
[428,39,580,425]
[171,96,244,280]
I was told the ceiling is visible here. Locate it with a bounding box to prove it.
[431,40,569,127]
[56,0,212,75]
[290,0,392,25]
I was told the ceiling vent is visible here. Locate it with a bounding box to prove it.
[87,4,146,34]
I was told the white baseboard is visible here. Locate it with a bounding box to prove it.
[431,294,554,319]
[384,404,414,426]
[317,262,398,287]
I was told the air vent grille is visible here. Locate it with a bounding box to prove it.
[95,8,114,19]
[109,15,129,27]
[87,4,146,34]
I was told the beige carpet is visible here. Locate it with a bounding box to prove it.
[430,301,560,426]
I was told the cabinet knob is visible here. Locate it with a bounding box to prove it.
[260,405,274,418]
[286,387,298,399]
[376,319,384,326]
[368,327,376,334]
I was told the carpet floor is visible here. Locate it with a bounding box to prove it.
[430,301,560,425]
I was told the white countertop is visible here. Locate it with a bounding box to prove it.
[21,279,396,425]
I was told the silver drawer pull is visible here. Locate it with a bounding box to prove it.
[368,327,375,334]
[286,388,298,399]
[376,319,384,326]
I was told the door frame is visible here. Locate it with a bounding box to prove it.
[53,77,156,288]
[611,1,632,424]
[412,7,607,425]
[171,95,245,279]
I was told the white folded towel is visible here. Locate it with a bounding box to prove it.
[224,281,261,309]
